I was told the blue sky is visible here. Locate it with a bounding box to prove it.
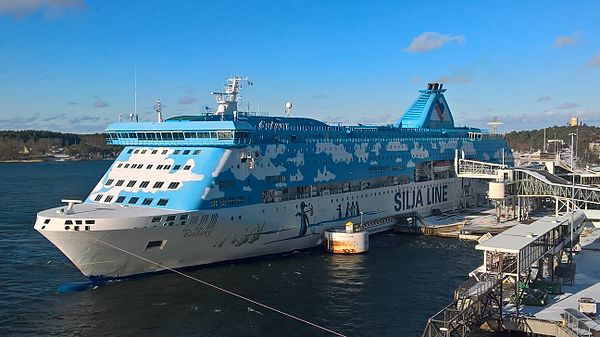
[1,0,599,133]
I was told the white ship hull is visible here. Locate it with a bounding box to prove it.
[35,177,482,278]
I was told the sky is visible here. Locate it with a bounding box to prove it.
[1,0,599,133]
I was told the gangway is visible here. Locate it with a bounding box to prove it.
[421,212,589,337]
[454,150,600,216]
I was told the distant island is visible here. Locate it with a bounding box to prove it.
[1,126,599,164]
[0,130,122,163]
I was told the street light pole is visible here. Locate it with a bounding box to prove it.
[569,132,576,263]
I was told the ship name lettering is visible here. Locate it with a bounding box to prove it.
[394,184,448,211]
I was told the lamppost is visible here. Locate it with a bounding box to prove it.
[569,132,576,262]
[360,211,364,230]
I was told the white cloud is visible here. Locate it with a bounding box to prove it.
[0,0,86,18]
[403,32,465,53]
[536,96,552,102]
[588,52,600,68]
[552,31,580,48]
[93,100,108,108]
[556,102,579,109]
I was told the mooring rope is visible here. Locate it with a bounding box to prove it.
[86,235,348,337]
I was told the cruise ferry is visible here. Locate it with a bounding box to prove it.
[34,77,513,278]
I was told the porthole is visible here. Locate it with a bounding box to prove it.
[64,226,70,230]
[41,225,46,230]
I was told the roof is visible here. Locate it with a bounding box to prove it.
[475,211,587,254]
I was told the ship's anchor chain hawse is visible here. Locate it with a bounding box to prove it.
[84,234,348,337]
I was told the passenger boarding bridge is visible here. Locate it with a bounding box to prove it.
[454,150,600,220]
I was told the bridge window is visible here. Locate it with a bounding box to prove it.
[218,131,233,140]
[193,150,201,155]
[136,133,146,140]
[146,133,156,140]
[173,132,184,140]
[183,150,190,155]
[161,132,173,140]
[184,132,197,138]
[173,150,181,155]
[197,132,210,138]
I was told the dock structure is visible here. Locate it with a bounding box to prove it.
[454,150,600,222]
[421,211,589,337]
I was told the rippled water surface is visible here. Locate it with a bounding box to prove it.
[0,161,481,336]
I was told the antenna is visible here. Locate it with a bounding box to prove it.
[487,116,503,134]
[156,98,163,123]
[285,101,293,117]
[134,66,137,120]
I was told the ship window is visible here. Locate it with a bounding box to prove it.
[94,194,103,201]
[155,132,162,140]
[161,132,173,140]
[104,195,113,202]
[85,220,95,224]
[145,240,164,250]
[197,132,210,138]
[124,164,130,168]
[183,150,190,155]
[115,196,126,203]
[161,150,168,155]
[146,164,153,169]
[151,216,161,222]
[173,165,181,170]
[115,179,124,186]
[168,182,180,189]
[173,132,184,140]
[129,133,137,139]
[105,179,114,186]
[184,132,196,138]
[173,150,181,155]
[85,226,90,231]
[166,215,176,221]
[139,181,150,188]
[44,219,50,224]
[127,149,133,154]
[183,165,191,170]
[151,149,158,154]
[146,133,156,140]
[128,197,139,204]
[127,180,137,187]
[157,165,163,170]
[218,131,233,140]
[193,150,201,155]
[163,165,171,170]
[137,133,146,140]
[179,214,188,220]
[153,182,164,188]
[75,220,82,225]
[65,220,73,225]
[141,150,147,154]
[142,198,153,205]
[117,163,123,168]
[134,149,139,154]
[157,199,169,206]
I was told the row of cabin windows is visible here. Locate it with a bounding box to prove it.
[94,194,169,207]
[126,148,201,156]
[104,179,180,190]
[115,162,192,171]
[111,131,240,142]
